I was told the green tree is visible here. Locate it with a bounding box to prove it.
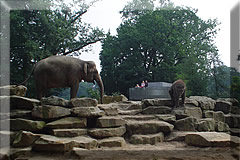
[231,76,240,102]
[100,1,220,97]
[10,0,104,97]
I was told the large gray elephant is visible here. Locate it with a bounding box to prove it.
[20,56,104,103]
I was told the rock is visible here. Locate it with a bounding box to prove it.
[172,107,202,120]
[33,135,73,152]
[96,116,126,128]
[203,110,214,118]
[0,85,27,96]
[120,115,156,121]
[217,98,239,106]
[10,109,32,118]
[215,99,232,114]
[98,104,118,116]
[98,137,126,148]
[72,107,104,118]
[196,118,216,132]
[71,136,98,149]
[46,117,87,129]
[155,114,176,124]
[6,147,32,160]
[41,96,70,107]
[118,109,142,115]
[102,95,128,104]
[225,114,240,128]
[126,120,174,136]
[230,128,240,137]
[129,133,164,145]
[174,117,198,131]
[141,99,172,109]
[32,105,71,119]
[70,98,98,107]
[10,118,45,132]
[231,106,240,114]
[102,95,113,104]
[216,121,230,132]
[165,131,196,142]
[142,106,172,114]
[10,96,40,110]
[88,126,126,138]
[189,96,215,110]
[185,132,240,147]
[12,131,41,147]
[203,111,225,122]
[184,98,199,107]
[112,101,142,111]
[112,95,128,102]
[51,128,88,137]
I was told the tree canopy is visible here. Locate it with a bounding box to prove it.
[10,0,104,96]
[100,1,223,97]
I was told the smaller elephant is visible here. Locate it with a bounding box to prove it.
[169,79,186,109]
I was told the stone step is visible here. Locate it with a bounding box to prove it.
[33,135,98,152]
[185,132,240,147]
[98,137,126,148]
[96,116,127,128]
[129,133,164,145]
[126,120,174,136]
[142,106,172,114]
[88,126,126,139]
[46,117,87,129]
[50,128,88,137]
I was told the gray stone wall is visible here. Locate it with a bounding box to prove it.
[129,82,172,100]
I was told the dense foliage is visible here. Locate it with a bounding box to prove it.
[10,0,104,97]
[100,0,228,97]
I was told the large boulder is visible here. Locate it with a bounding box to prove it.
[70,98,98,107]
[0,85,27,96]
[225,114,240,128]
[32,105,71,119]
[215,121,229,132]
[33,135,98,151]
[203,111,225,122]
[98,137,126,148]
[88,126,126,138]
[155,114,176,124]
[174,117,198,131]
[142,106,172,114]
[185,132,240,147]
[12,131,41,147]
[126,120,174,136]
[9,96,40,110]
[96,116,127,128]
[41,96,70,107]
[50,128,88,137]
[189,96,215,110]
[102,95,128,104]
[46,117,87,129]
[129,133,164,145]
[196,118,216,132]
[215,99,232,114]
[72,107,104,118]
[10,118,45,132]
[172,107,202,120]
[141,99,172,109]
[98,104,118,116]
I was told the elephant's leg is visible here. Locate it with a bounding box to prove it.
[169,90,175,108]
[70,82,79,99]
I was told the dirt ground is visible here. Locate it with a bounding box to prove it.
[21,142,240,160]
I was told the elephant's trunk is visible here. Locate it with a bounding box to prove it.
[95,74,104,104]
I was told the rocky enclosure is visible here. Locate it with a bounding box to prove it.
[0,85,240,160]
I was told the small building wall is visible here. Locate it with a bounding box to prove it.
[129,82,172,100]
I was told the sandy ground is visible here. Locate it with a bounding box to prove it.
[22,142,240,160]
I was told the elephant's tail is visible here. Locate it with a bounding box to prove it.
[16,64,36,86]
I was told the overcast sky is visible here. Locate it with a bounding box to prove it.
[80,0,240,71]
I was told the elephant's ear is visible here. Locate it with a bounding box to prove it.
[84,63,88,76]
